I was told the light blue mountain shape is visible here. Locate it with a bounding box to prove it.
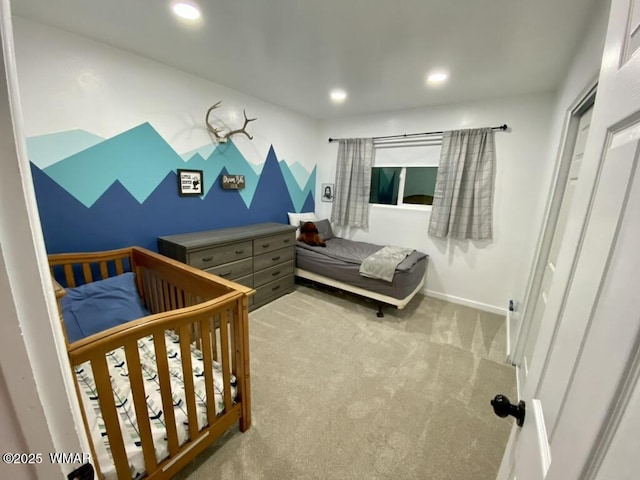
[289,161,312,190]
[182,143,263,176]
[302,166,316,207]
[27,129,104,169]
[249,162,263,175]
[180,144,217,163]
[280,161,305,211]
[44,123,184,207]
[37,122,315,210]
[205,142,259,208]
[279,162,313,212]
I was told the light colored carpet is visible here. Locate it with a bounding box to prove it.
[175,284,516,480]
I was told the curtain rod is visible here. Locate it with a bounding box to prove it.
[328,124,508,143]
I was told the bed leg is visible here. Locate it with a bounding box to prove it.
[377,304,384,318]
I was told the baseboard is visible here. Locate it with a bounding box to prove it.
[423,288,507,316]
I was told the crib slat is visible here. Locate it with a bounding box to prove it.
[200,318,217,426]
[179,324,199,441]
[229,305,237,376]
[169,285,177,311]
[176,287,185,309]
[236,296,252,431]
[91,355,130,479]
[99,261,108,280]
[124,340,158,473]
[151,274,161,314]
[219,310,232,413]
[144,270,157,314]
[135,265,147,307]
[115,258,124,275]
[63,264,76,287]
[82,263,93,284]
[162,280,171,312]
[70,368,103,480]
[153,332,179,456]
[211,316,219,362]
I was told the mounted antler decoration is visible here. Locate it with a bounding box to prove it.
[206,101,257,143]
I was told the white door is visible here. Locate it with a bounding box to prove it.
[519,104,593,379]
[497,0,640,478]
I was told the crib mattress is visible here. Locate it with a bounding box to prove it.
[295,238,427,300]
[75,330,236,480]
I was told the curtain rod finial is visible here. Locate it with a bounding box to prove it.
[500,124,508,131]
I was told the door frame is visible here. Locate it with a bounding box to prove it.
[510,79,598,367]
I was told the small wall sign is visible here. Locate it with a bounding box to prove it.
[178,169,204,196]
[222,174,246,190]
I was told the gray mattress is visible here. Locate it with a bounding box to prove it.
[295,237,427,300]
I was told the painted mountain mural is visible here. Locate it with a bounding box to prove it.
[28,123,315,253]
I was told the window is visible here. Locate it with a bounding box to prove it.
[369,143,440,207]
[370,167,438,206]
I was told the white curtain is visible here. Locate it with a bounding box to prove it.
[428,128,495,240]
[330,138,374,228]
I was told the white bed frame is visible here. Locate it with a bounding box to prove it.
[295,267,425,315]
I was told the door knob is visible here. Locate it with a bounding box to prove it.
[491,394,526,427]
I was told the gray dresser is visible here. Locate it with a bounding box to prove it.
[157,222,297,310]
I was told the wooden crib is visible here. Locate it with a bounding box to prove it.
[48,247,254,479]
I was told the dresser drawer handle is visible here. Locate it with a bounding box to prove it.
[271,271,281,276]
[262,243,270,248]
[283,239,290,243]
[219,271,232,277]
[272,285,281,292]
[271,256,281,261]
[202,256,214,262]
[235,249,244,254]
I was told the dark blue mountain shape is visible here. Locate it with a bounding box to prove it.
[31,163,105,254]
[31,160,285,254]
[248,145,295,224]
[301,190,315,214]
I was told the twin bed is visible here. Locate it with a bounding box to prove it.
[49,221,425,478]
[291,216,428,316]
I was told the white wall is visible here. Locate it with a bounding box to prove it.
[316,94,555,313]
[12,18,319,173]
[512,0,612,315]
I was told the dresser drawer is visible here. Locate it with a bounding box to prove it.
[205,257,253,280]
[253,232,295,255]
[232,273,254,288]
[254,246,294,272]
[233,274,254,307]
[254,274,294,305]
[254,260,294,287]
[188,240,252,269]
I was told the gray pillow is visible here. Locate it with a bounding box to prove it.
[314,219,334,241]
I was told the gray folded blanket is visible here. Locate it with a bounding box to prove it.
[359,246,415,282]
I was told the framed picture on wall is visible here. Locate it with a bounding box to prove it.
[177,169,204,196]
[321,183,334,202]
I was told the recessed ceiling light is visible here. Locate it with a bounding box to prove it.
[172,1,201,20]
[426,71,449,86]
[330,89,347,104]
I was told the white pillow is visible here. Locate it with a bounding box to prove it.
[288,212,317,236]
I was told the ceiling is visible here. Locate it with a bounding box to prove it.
[12,0,600,120]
